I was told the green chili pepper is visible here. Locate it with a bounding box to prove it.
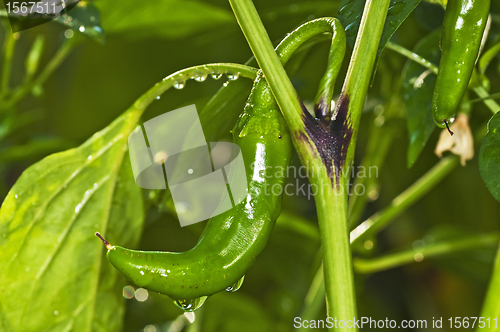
[96,17,345,310]
[432,0,490,129]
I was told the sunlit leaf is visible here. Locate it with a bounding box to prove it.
[0,109,144,331]
[479,111,500,203]
[402,30,440,168]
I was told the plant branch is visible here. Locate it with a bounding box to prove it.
[353,233,499,274]
[350,155,459,247]
[0,31,17,99]
[0,37,73,111]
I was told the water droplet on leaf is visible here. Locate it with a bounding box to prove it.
[227,73,239,81]
[173,296,208,312]
[226,275,245,292]
[211,72,222,80]
[193,74,207,82]
[173,81,185,89]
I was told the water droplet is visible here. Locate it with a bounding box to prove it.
[54,310,59,315]
[14,194,18,199]
[227,73,239,81]
[345,21,358,37]
[90,16,95,22]
[388,2,405,16]
[184,312,195,323]
[156,96,161,100]
[25,267,30,272]
[88,155,92,160]
[226,275,245,292]
[135,288,149,301]
[79,26,85,32]
[193,74,207,82]
[188,169,193,174]
[389,20,397,27]
[64,29,74,39]
[173,296,208,312]
[173,81,185,89]
[144,325,156,332]
[123,285,135,299]
[414,252,424,262]
[211,72,222,80]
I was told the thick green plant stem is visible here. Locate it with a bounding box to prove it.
[479,243,500,332]
[338,0,391,174]
[386,41,500,115]
[353,233,499,274]
[227,0,359,327]
[350,156,459,246]
[228,0,394,327]
[227,0,305,132]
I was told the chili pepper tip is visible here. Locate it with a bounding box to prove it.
[95,232,114,250]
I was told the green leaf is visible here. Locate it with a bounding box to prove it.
[402,30,440,168]
[95,0,234,41]
[338,0,422,73]
[55,2,106,44]
[0,108,144,331]
[479,111,500,203]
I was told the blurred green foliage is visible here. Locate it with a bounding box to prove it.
[0,0,499,331]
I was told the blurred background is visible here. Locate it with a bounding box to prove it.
[1,0,500,331]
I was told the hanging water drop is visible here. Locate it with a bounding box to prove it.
[227,73,240,81]
[79,26,85,32]
[156,96,161,100]
[226,275,245,292]
[193,74,207,82]
[173,81,185,89]
[173,296,208,312]
[211,72,222,80]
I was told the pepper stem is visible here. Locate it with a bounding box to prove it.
[443,119,454,136]
[95,232,114,250]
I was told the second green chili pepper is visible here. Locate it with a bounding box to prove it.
[432,0,490,128]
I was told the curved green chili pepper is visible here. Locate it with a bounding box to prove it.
[432,0,490,128]
[96,17,345,310]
